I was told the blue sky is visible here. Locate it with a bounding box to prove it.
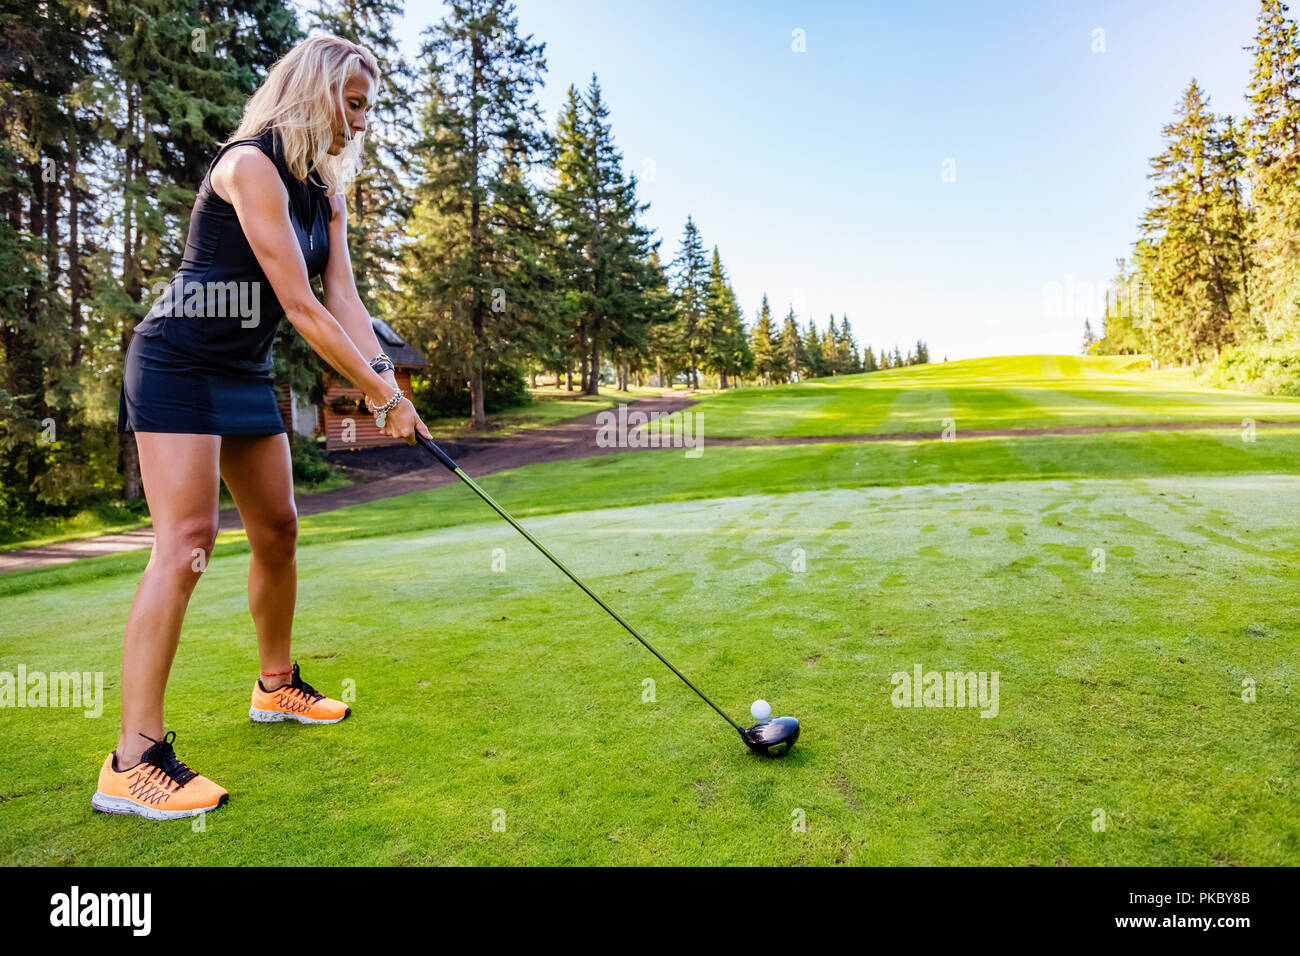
[395,0,1263,360]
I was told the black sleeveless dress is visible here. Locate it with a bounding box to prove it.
[118,127,331,435]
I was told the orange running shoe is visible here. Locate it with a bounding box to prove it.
[249,662,350,724]
[91,731,228,820]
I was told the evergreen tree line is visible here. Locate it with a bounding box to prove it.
[0,0,932,533]
[1091,0,1300,395]
[743,291,930,384]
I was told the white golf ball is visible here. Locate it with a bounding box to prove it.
[751,699,771,721]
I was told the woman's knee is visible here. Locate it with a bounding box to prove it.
[251,509,298,563]
[156,518,220,574]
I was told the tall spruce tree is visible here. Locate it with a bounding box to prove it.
[0,0,94,521]
[309,0,415,312]
[580,77,659,394]
[775,307,803,383]
[1137,80,1250,362]
[619,246,674,388]
[837,316,857,371]
[394,0,550,428]
[1096,257,1154,354]
[700,247,751,388]
[547,85,593,388]
[823,318,840,374]
[1244,0,1300,342]
[748,293,777,384]
[642,248,678,386]
[668,216,709,389]
[803,318,825,378]
[548,78,659,395]
[5,0,299,506]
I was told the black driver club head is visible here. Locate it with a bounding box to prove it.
[741,716,800,757]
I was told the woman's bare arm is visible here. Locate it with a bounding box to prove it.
[213,146,428,442]
[321,192,389,374]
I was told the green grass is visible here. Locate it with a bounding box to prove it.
[697,354,1300,437]
[4,427,1300,598]
[0,501,151,552]
[2,355,1297,865]
[420,384,672,439]
[0,386,674,552]
[1,475,1296,864]
[0,473,352,554]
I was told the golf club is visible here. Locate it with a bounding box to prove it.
[413,432,800,756]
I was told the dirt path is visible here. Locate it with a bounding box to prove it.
[0,392,698,575]
[1,401,1293,575]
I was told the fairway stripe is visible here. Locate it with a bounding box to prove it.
[702,420,1300,445]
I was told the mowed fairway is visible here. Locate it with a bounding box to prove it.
[1,356,1297,865]
[697,354,1300,437]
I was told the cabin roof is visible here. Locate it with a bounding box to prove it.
[371,317,430,369]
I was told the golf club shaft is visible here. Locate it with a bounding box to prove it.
[414,432,745,735]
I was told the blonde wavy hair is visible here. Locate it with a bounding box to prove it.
[228,34,379,195]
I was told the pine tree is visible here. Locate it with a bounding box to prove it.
[775,307,803,383]
[821,316,840,375]
[0,0,299,516]
[394,0,551,428]
[641,248,677,387]
[0,0,91,520]
[668,216,710,389]
[581,77,659,394]
[309,0,415,313]
[835,315,858,373]
[700,247,752,388]
[494,115,568,392]
[1095,257,1153,354]
[803,319,825,378]
[1137,79,1250,362]
[547,78,661,395]
[622,246,674,388]
[748,293,777,384]
[1244,0,1300,342]
[548,85,594,389]
[98,0,298,499]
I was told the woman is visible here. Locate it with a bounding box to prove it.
[92,35,430,820]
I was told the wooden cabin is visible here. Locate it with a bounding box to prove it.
[278,317,430,450]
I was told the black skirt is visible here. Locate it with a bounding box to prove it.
[117,331,286,436]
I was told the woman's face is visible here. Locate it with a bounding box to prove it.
[329,71,375,155]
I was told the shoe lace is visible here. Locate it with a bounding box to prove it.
[138,731,198,789]
[289,662,324,703]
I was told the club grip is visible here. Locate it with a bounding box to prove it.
[414,432,459,473]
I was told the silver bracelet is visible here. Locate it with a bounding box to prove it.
[372,387,404,428]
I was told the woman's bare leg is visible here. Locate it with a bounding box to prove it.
[117,432,222,767]
[219,434,298,690]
